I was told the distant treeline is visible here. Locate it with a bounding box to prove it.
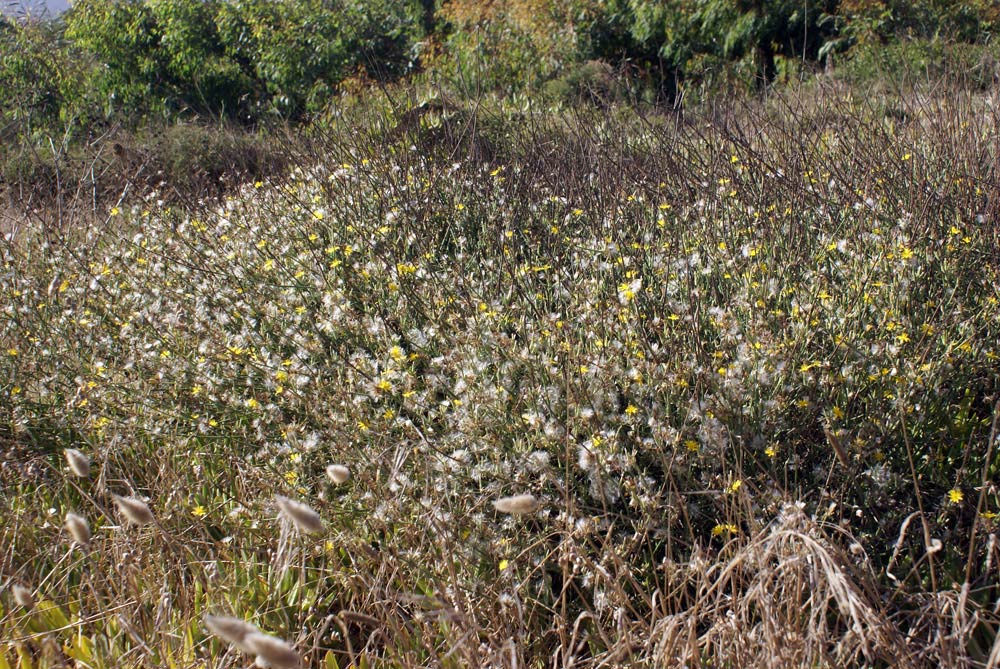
[1,0,998,133]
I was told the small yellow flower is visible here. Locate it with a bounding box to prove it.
[684,440,699,452]
[711,523,738,537]
[498,559,509,571]
[192,505,207,518]
[948,488,963,504]
[727,479,742,494]
[284,471,299,484]
[624,405,638,416]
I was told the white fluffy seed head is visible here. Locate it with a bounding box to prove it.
[244,632,300,668]
[492,493,539,515]
[274,495,323,534]
[12,584,34,609]
[326,464,350,485]
[113,495,155,526]
[64,448,91,477]
[204,614,259,652]
[65,512,91,545]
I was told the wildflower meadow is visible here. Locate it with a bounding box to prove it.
[2,72,1000,667]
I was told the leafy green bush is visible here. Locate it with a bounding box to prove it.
[838,0,999,44]
[63,0,425,123]
[0,16,94,140]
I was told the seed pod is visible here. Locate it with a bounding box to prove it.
[325,464,350,485]
[492,494,539,515]
[824,424,850,468]
[274,495,323,534]
[204,614,259,652]
[244,631,300,668]
[65,512,91,545]
[113,494,155,526]
[65,448,91,477]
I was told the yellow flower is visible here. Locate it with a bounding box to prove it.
[711,523,738,537]
[498,559,509,571]
[727,479,742,494]
[192,505,207,518]
[948,488,963,504]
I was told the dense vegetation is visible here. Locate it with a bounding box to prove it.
[1,2,999,668]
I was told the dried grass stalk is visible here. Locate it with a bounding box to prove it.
[651,503,908,668]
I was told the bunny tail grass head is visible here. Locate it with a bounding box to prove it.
[64,448,91,477]
[274,495,324,534]
[65,512,91,545]
[113,494,155,526]
[326,464,350,485]
[11,584,34,609]
[204,614,260,652]
[492,493,539,515]
[245,632,300,668]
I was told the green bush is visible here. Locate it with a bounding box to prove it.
[0,16,94,140]
[63,0,425,123]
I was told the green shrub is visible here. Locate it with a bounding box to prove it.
[63,0,425,123]
[0,16,94,140]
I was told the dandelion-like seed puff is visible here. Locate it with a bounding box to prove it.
[492,494,539,515]
[113,494,155,526]
[274,495,324,533]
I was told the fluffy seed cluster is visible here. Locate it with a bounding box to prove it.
[204,615,299,668]
[11,584,34,609]
[274,495,324,533]
[112,495,155,526]
[493,494,539,515]
[326,464,350,485]
[64,448,91,478]
[65,512,91,545]
[204,614,260,652]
